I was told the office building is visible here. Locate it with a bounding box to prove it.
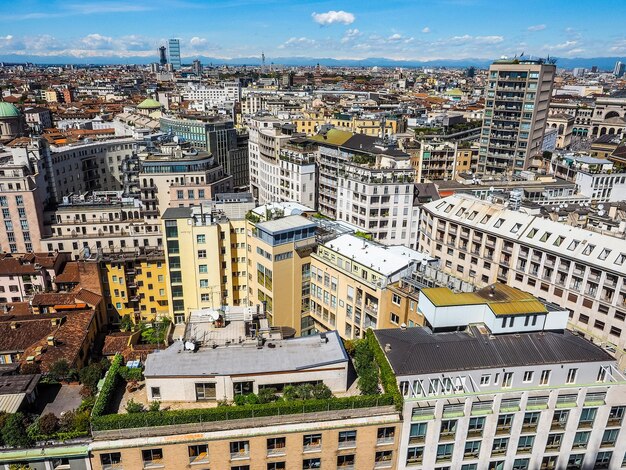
[614,61,625,78]
[158,46,167,66]
[168,38,181,70]
[418,194,626,366]
[479,59,555,175]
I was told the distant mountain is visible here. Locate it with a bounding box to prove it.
[0,53,624,70]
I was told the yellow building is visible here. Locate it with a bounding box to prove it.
[99,249,169,324]
[329,115,398,136]
[247,215,317,335]
[309,234,435,339]
[455,144,479,176]
[162,205,251,324]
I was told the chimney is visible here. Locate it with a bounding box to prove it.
[47,335,56,346]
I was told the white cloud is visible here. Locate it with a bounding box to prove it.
[80,34,114,50]
[527,24,546,32]
[189,37,208,49]
[341,28,361,43]
[388,33,403,41]
[422,27,430,33]
[279,37,318,49]
[311,10,355,26]
[545,40,578,50]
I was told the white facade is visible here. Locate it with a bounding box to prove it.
[182,82,241,108]
[576,171,626,202]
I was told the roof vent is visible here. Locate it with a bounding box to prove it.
[400,323,407,330]
[47,335,56,346]
[10,321,18,329]
[320,332,328,344]
[384,343,392,352]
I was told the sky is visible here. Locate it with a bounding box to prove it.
[0,0,625,61]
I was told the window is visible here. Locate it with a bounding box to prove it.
[601,429,619,447]
[545,433,562,450]
[480,374,490,385]
[608,406,625,426]
[100,453,122,470]
[567,454,584,468]
[303,458,321,469]
[517,435,534,452]
[440,420,457,437]
[595,451,613,469]
[233,381,253,396]
[230,441,250,458]
[267,437,286,455]
[492,437,508,454]
[142,449,164,468]
[150,387,161,399]
[267,463,285,470]
[579,408,597,427]
[539,370,550,385]
[573,431,590,448]
[338,430,357,448]
[199,279,209,288]
[199,264,208,273]
[188,444,209,463]
[390,312,399,324]
[337,454,355,468]
[464,440,481,457]
[377,426,395,443]
[375,450,393,465]
[197,249,207,259]
[436,443,454,461]
[303,433,322,451]
[409,423,427,444]
[522,412,540,430]
[523,371,533,383]
[502,372,513,388]
[196,234,206,244]
[392,293,401,305]
[513,458,530,470]
[406,446,424,465]
[195,383,216,400]
[566,368,577,384]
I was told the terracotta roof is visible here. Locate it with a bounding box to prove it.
[0,317,56,353]
[31,293,77,307]
[54,262,80,284]
[0,302,31,316]
[74,288,102,307]
[21,310,95,372]
[102,332,133,356]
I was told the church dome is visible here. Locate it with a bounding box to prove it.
[0,102,20,119]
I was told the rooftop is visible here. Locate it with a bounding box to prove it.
[255,215,317,235]
[323,234,433,277]
[374,327,614,376]
[421,283,548,316]
[144,331,347,378]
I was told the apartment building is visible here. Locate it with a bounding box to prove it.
[99,248,169,324]
[329,114,399,136]
[181,81,241,107]
[413,140,458,182]
[161,201,253,323]
[312,129,419,248]
[42,191,162,258]
[376,316,626,470]
[247,215,317,335]
[454,144,479,176]
[0,252,67,302]
[418,194,626,366]
[309,234,436,339]
[479,59,555,175]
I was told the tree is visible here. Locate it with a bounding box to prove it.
[79,363,102,394]
[257,387,278,404]
[58,411,76,432]
[125,399,144,413]
[48,359,71,382]
[312,383,332,399]
[354,340,380,395]
[2,413,32,447]
[140,318,171,344]
[120,314,133,332]
[148,401,161,412]
[37,413,59,435]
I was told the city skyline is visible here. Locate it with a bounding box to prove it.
[0,0,625,62]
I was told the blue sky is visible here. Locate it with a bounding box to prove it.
[0,0,625,60]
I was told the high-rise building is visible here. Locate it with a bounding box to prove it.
[168,38,181,70]
[479,59,555,176]
[158,46,167,66]
[614,61,625,78]
[192,59,202,76]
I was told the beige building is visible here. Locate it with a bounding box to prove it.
[455,144,479,176]
[247,215,317,335]
[479,59,555,175]
[547,112,574,149]
[309,234,435,339]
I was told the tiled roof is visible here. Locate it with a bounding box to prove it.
[74,288,102,307]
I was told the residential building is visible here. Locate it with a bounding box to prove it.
[546,112,574,149]
[311,129,419,247]
[479,59,555,175]
[161,201,254,323]
[418,194,626,366]
[413,140,458,182]
[98,248,169,324]
[309,234,436,339]
[0,252,68,302]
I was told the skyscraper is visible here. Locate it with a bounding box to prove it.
[168,38,181,70]
[614,60,625,78]
[158,46,167,66]
[478,58,555,176]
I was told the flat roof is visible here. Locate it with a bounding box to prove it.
[256,215,316,234]
[144,330,347,378]
[323,234,433,277]
[422,283,548,316]
[374,327,614,376]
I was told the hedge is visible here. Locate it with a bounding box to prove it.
[366,329,403,411]
[29,430,89,443]
[91,394,395,431]
[91,354,123,418]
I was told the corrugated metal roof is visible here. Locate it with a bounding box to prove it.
[0,393,25,413]
[422,283,547,316]
[374,328,613,376]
